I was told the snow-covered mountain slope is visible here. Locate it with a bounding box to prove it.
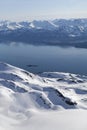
[29,20,58,30]
[0,62,87,111]
[0,62,87,130]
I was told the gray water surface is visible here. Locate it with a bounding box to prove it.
[0,42,87,75]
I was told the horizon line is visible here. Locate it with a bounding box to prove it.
[0,17,87,22]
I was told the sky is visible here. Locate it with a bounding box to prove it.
[0,0,87,21]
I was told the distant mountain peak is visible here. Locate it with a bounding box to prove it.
[0,18,87,31]
[0,18,87,47]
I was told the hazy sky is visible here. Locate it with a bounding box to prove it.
[0,0,87,21]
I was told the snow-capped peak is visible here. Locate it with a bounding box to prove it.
[0,18,87,32]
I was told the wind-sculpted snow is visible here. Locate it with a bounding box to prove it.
[0,62,87,130]
[0,62,87,110]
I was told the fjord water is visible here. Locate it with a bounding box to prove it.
[0,42,87,75]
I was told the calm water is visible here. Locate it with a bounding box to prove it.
[0,42,87,75]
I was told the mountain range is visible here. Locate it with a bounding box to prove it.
[0,19,87,47]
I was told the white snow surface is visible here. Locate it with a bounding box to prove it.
[0,62,87,130]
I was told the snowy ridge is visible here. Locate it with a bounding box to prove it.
[0,62,87,130]
[0,18,87,32]
[0,62,87,111]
